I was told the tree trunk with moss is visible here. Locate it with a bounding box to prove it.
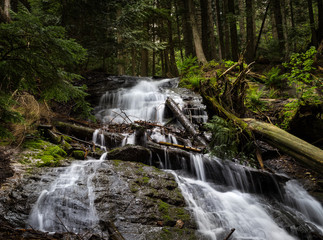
[244,118,323,173]
[199,86,323,172]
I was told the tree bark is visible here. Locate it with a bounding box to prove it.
[200,0,217,60]
[215,0,225,59]
[318,0,323,43]
[271,0,285,54]
[289,0,296,51]
[188,0,208,64]
[165,97,208,146]
[180,0,195,57]
[281,0,290,58]
[228,0,239,61]
[141,48,149,76]
[245,0,255,63]
[0,0,11,23]
[307,0,318,47]
[238,0,246,48]
[167,4,179,77]
[244,118,323,173]
[254,0,270,57]
[223,0,231,59]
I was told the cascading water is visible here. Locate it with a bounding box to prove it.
[95,78,323,239]
[25,77,323,239]
[96,78,183,124]
[28,136,108,233]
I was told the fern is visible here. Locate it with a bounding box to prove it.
[205,116,239,159]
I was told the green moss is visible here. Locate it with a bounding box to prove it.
[62,135,73,143]
[44,145,67,157]
[158,200,170,213]
[60,140,72,152]
[72,150,85,159]
[23,139,47,149]
[36,154,60,167]
[112,160,123,167]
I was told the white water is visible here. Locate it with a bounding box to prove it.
[28,78,323,239]
[96,79,183,124]
[93,78,323,239]
[284,180,323,234]
[173,174,295,240]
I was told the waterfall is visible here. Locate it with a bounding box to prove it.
[26,77,323,239]
[94,78,323,239]
[28,135,108,233]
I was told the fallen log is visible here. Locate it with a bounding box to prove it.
[244,118,323,173]
[54,121,124,148]
[158,141,202,153]
[165,97,208,146]
[201,94,323,173]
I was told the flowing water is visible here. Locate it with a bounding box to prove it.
[27,77,323,239]
[28,147,107,233]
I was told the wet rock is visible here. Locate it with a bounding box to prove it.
[94,160,197,240]
[109,145,152,165]
[0,147,14,186]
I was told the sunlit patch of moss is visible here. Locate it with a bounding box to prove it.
[62,135,73,143]
[23,139,47,149]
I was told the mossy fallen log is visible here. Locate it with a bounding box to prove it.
[54,121,124,148]
[201,93,323,173]
[244,118,323,173]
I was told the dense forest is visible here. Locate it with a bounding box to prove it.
[0,0,322,150]
[1,1,323,239]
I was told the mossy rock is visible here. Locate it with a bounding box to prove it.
[73,150,85,159]
[62,135,73,143]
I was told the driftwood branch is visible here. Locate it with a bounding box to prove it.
[224,228,235,240]
[157,141,202,152]
[165,97,208,146]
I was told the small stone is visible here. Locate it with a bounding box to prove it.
[175,219,184,229]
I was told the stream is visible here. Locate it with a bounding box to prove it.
[25,77,323,239]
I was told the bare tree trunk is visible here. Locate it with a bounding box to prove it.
[307,0,318,47]
[271,0,285,54]
[238,0,246,48]
[318,0,323,43]
[228,0,239,61]
[289,0,296,51]
[188,0,208,64]
[180,0,195,57]
[167,4,179,76]
[175,0,184,61]
[245,0,255,63]
[201,0,217,60]
[254,0,270,57]
[281,0,290,58]
[215,0,225,59]
[223,0,231,59]
[0,0,11,22]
